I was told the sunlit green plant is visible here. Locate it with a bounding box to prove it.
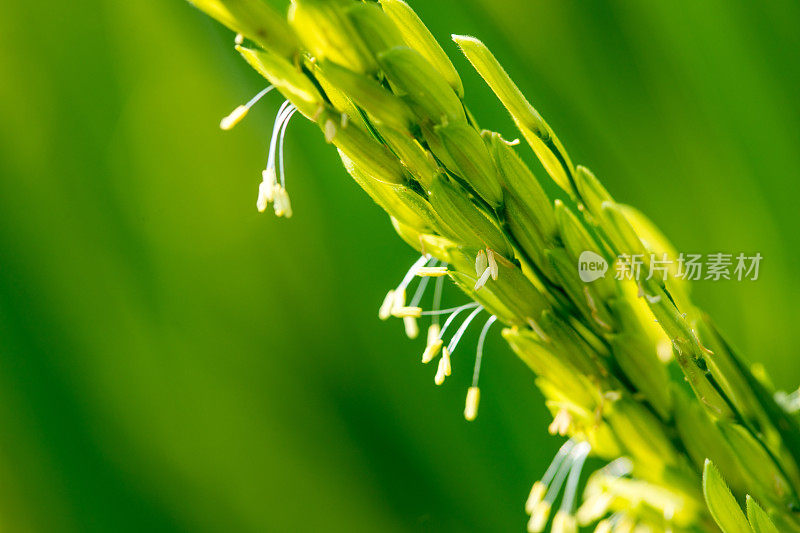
[186,1,800,531]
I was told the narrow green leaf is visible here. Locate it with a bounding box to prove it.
[746,496,779,533]
[702,459,751,533]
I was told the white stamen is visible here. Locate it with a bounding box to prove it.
[278,107,299,188]
[420,302,480,316]
[602,457,633,478]
[561,442,591,514]
[234,33,244,45]
[543,440,577,485]
[266,101,295,175]
[472,315,497,387]
[397,255,432,296]
[220,85,274,130]
[526,440,577,515]
[446,306,484,354]
[409,259,437,307]
[531,441,591,532]
[431,265,446,326]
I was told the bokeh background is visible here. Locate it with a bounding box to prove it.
[2,0,800,531]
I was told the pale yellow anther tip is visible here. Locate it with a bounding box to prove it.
[403,316,419,339]
[378,290,395,321]
[272,187,292,218]
[256,181,273,213]
[552,510,577,533]
[548,408,571,436]
[464,386,480,421]
[422,338,442,364]
[220,105,249,130]
[416,266,448,277]
[527,501,551,533]
[525,481,546,514]
[392,306,422,318]
[594,520,612,533]
[434,361,446,386]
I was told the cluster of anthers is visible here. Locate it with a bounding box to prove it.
[220,83,296,218]
[378,254,498,421]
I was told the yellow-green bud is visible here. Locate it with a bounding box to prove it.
[606,398,680,471]
[188,0,299,58]
[573,165,612,221]
[433,122,503,207]
[379,0,463,97]
[485,131,556,236]
[317,60,415,134]
[319,111,407,185]
[377,46,465,125]
[378,126,439,188]
[554,199,616,300]
[289,0,375,73]
[346,3,404,59]
[428,175,510,257]
[609,333,672,420]
[716,421,795,510]
[545,248,616,334]
[339,152,436,233]
[236,45,322,118]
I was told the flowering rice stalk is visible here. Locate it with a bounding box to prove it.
[187,0,800,531]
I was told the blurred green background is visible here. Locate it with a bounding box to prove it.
[2,0,799,531]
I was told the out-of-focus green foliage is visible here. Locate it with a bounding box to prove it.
[1,0,799,531]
